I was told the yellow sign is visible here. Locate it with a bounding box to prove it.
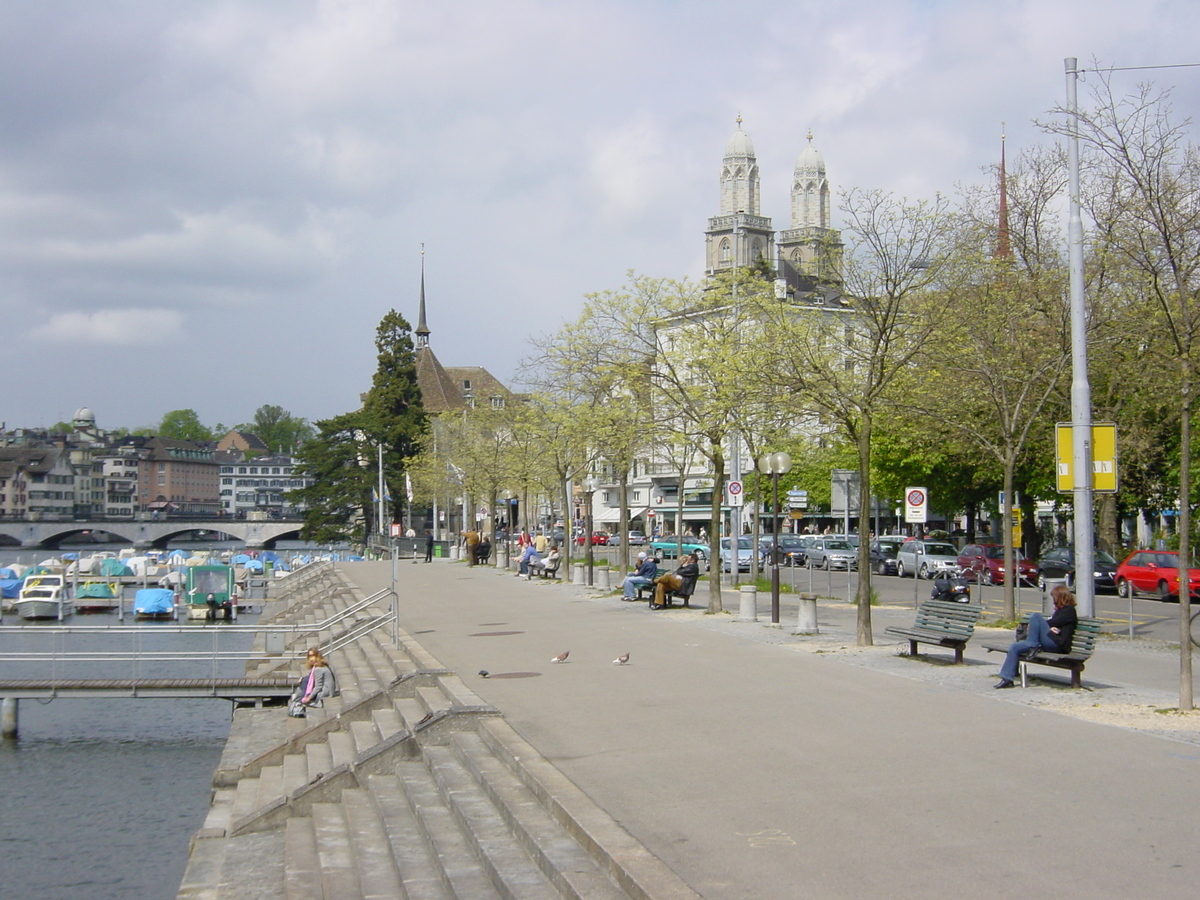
[1055,423,1117,493]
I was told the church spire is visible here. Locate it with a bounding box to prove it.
[415,244,430,349]
[996,126,1012,260]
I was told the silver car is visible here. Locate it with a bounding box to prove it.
[805,538,858,571]
[896,540,961,579]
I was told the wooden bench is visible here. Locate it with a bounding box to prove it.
[530,558,561,579]
[636,574,697,608]
[983,616,1102,688]
[884,600,984,664]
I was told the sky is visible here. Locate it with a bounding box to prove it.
[2,0,1198,433]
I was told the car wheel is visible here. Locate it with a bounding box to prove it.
[876,561,886,576]
[1158,580,1176,603]
[986,569,998,586]
[1117,578,1131,599]
[822,557,830,570]
[919,563,930,579]
[896,561,906,578]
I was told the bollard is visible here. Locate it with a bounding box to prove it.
[1,697,17,740]
[572,563,586,585]
[737,584,758,622]
[450,544,461,561]
[796,592,819,634]
[596,566,611,590]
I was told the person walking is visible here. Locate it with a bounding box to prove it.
[424,529,434,562]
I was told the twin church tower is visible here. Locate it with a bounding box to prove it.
[704,117,842,291]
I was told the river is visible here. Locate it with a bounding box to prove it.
[0,540,347,900]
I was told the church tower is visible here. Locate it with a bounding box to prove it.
[777,132,842,285]
[705,117,774,274]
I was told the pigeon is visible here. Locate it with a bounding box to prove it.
[478,669,489,678]
[613,653,630,665]
[551,650,569,664]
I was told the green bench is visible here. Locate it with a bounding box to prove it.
[983,615,1102,688]
[884,600,984,664]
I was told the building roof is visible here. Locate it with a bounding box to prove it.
[725,118,756,158]
[0,446,67,477]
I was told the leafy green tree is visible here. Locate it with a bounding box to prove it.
[289,412,371,544]
[360,310,429,528]
[239,405,315,455]
[158,409,216,442]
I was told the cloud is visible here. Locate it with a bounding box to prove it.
[29,308,185,346]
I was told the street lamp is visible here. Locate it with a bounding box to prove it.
[584,475,599,586]
[757,451,793,624]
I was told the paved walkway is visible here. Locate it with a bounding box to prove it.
[346,558,1200,900]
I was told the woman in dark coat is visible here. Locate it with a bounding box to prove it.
[995,584,1077,688]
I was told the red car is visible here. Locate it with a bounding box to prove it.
[575,532,610,546]
[1116,550,1200,601]
[956,543,1038,585]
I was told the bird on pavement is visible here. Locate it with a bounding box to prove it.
[478,670,489,678]
[613,653,630,665]
[551,651,569,664]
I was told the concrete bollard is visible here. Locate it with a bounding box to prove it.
[796,592,819,634]
[596,566,611,590]
[737,584,758,622]
[449,544,460,560]
[572,563,586,585]
[2,697,17,740]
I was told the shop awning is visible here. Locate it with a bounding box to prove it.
[594,506,650,524]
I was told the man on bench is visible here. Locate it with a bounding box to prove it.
[530,545,562,578]
[651,553,700,609]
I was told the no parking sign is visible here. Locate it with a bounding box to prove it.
[905,487,928,524]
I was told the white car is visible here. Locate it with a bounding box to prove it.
[896,540,961,579]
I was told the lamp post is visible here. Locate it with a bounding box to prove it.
[758,451,793,624]
[584,475,598,586]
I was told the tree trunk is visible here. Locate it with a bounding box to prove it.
[856,414,873,645]
[707,441,725,614]
[1095,494,1118,555]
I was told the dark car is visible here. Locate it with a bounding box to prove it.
[957,543,1038,586]
[1035,546,1119,592]
[758,534,809,567]
[868,539,901,576]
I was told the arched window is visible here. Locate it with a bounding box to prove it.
[719,239,732,265]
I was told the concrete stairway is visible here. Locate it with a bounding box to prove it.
[178,565,699,900]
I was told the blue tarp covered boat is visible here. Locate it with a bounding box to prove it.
[134,588,176,618]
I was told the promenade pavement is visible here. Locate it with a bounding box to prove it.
[345,558,1200,900]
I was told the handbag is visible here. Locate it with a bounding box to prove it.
[288,697,307,717]
[1014,622,1029,641]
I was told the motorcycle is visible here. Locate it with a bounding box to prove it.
[930,571,971,603]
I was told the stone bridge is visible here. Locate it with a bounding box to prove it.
[0,518,305,550]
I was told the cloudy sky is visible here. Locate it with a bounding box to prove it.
[2,0,1197,433]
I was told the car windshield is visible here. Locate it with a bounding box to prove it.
[877,545,899,558]
[824,540,852,550]
[924,543,957,556]
[1095,550,1118,565]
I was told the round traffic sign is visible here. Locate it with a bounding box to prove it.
[906,489,925,506]
[728,480,743,495]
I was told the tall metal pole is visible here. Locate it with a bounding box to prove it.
[1066,57,1096,618]
[730,215,742,585]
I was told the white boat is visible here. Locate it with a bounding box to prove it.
[15,574,74,620]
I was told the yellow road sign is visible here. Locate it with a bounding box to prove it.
[1056,423,1117,492]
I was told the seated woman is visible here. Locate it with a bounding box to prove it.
[652,553,700,609]
[995,584,1078,688]
[475,537,492,564]
[621,552,658,599]
[291,648,339,711]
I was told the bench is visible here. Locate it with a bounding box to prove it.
[983,615,1102,688]
[883,600,984,664]
[530,558,561,579]
[636,573,697,609]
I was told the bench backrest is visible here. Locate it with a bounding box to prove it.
[1018,614,1102,659]
[911,600,983,638]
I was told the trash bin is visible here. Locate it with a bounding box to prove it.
[434,543,443,558]
[1041,577,1068,615]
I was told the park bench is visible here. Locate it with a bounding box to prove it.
[636,572,697,608]
[530,557,561,579]
[983,615,1103,688]
[884,599,984,664]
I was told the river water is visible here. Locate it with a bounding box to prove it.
[0,540,344,900]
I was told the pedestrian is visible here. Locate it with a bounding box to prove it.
[995,584,1078,688]
[463,530,480,566]
[534,532,549,554]
[424,529,434,563]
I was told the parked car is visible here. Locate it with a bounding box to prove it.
[868,538,903,576]
[609,530,647,547]
[896,540,961,579]
[805,538,857,571]
[1115,550,1200,601]
[575,532,610,546]
[1035,546,1119,592]
[758,535,809,567]
[719,536,755,573]
[957,543,1038,586]
[650,534,709,562]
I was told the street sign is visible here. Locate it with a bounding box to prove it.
[727,480,744,507]
[905,487,928,524]
[1055,423,1118,492]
